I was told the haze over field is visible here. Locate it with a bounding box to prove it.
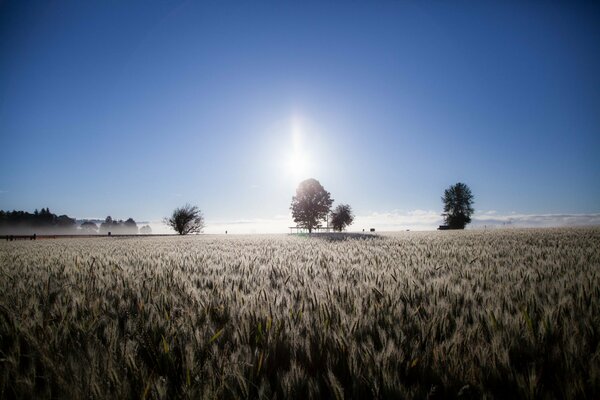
[1,1,599,229]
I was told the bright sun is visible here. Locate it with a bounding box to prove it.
[287,152,308,179]
[285,118,311,181]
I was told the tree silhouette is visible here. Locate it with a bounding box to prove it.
[56,215,76,230]
[124,218,138,234]
[80,221,98,233]
[442,182,474,229]
[290,178,333,233]
[330,204,354,232]
[164,204,204,235]
[0,208,78,234]
[99,216,113,234]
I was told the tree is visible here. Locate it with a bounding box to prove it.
[99,216,113,234]
[80,221,98,233]
[0,208,77,234]
[442,182,474,229]
[38,208,54,225]
[164,204,205,235]
[139,225,152,234]
[330,204,354,232]
[124,218,138,234]
[55,215,76,231]
[290,178,334,233]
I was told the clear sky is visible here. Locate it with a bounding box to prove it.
[1,1,599,232]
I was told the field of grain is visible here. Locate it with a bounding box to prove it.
[1,228,599,399]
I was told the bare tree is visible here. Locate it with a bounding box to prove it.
[290,178,333,233]
[330,204,354,232]
[164,204,205,235]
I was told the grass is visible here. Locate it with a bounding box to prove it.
[0,228,599,399]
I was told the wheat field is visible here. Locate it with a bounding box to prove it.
[1,228,599,399]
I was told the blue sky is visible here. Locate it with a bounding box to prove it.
[1,1,599,232]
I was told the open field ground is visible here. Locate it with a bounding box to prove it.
[1,228,599,399]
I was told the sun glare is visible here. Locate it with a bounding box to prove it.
[287,152,308,180]
[284,117,312,181]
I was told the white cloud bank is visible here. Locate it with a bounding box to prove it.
[470,212,600,229]
[145,211,600,234]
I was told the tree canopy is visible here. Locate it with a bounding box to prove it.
[80,221,98,233]
[99,216,138,234]
[164,204,205,235]
[1,209,139,235]
[330,204,354,232]
[0,208,76,234]
[290,178,334,233]
[442,182,474,229]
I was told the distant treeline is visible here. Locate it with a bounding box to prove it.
[97,216,143,235]
[0,208,151,235]
[0,208,76,234]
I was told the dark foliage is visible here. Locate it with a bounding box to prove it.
[99,216,138,234]
[330,204,354,232]
[164,204,204,235]
[442,182,474,229]
[80,221,98,233]
[291,179,334,233]
[0,208,76,234]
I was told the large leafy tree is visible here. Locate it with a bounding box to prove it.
[164,204,205,235]
[330,204,354,232]
[442,182,474,229]
[290,178,333,233]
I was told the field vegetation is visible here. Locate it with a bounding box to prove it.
[1,228,599,399]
